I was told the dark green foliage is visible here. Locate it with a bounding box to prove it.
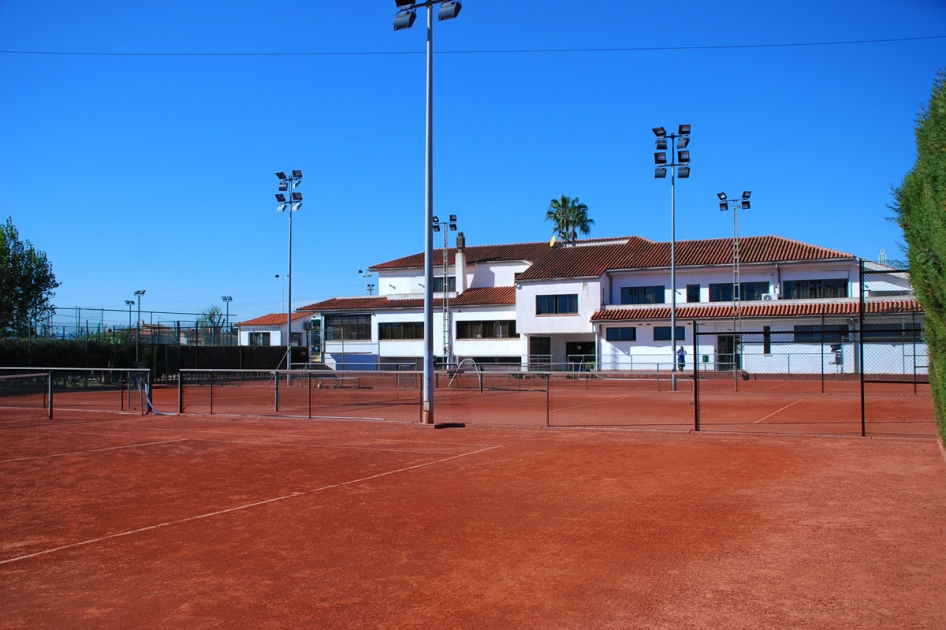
[0,217,59,337]
[892,71,946,444]
[545,195,594,242]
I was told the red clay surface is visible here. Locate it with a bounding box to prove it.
[1,409,945,629]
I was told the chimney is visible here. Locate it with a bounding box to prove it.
[455,232,467,294]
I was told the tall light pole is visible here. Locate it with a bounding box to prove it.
[222,296,233,346]
[393,0,463,424]
[718,191,751,386]
[134,289,146,364]
[432,213,457,368]
[125,300,134,334]
[276,170,303,371]
[653,125,691,390]
[359,269,373,295]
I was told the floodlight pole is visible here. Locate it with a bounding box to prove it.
[222,296,232,346]
[652,126,690,391]
[394,0,461,424]
[275,171,303,376]
[718,192,751,390]
[134,290,145,364]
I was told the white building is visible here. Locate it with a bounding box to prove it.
[293,233,923,375]
[235,312,311,349]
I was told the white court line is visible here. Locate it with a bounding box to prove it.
[0,443,502,566]
[752,400,802,424]
[0,439,187,464]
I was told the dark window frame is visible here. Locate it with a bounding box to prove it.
[606,327,636,342]
[379,322,424,340]
[686,284,701,303]
[653,326,686,341]
[536,294,579,315]
[456,320,518,339]
[620,285,665,305]
[783,279,848,300]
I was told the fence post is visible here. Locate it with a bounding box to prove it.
[307,370,311,419]
[693,321,700,431]
[47,370,54,419]
[275,371,280,412]
[178,371,184,414]
[209,371,214,415]
[545,373,550,428]
[859,259,866,437]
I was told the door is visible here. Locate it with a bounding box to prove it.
[717,335,742,371]
[565,341,595,371]
[529,336,551,370]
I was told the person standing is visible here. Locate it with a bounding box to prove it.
[676,345,686,371]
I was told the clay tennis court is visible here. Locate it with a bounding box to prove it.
[2,406,945,629]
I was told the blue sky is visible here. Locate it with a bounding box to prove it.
[1,0,944,329]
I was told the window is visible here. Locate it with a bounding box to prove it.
[621,286,665,305]
[763,326,771,355]
[794,324,849,343]
[456,320,518,339]
[686,284,700,303]
[324,314,372,341]
[249,332,271,346]
[606,327,636,342]
[536,294,578,315]
[432,276,456,293]
[783,279,848,300]
[290,332,304,347]
[379,322,424,340]
[862,323,923,343]
[654,326,686,341]
[709,282,770,302]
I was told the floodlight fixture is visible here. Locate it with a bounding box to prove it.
[717,192,727,201]
[292,169,303,179]
[125,300,134,306]
[678,166,690,179]
[652,127,667,138]
[275,193,287,203]
[655,139,668,150]
[291,192,302,202]
[222,296,232,302]
[655,152,667,165]
[290,202,301,211]
[134,290,146,296]
[719,202,728,211]
[677,150,690,163]
[432,223,441,232]
[432,215,440,223]
[654,167,668,179]
[676,136,689,149]
[395,0,414,6]
[278,181,288,191]
[741,200,750,210]
[678,124,691,135]
[276,171,287,180]
[742,191,751,199]
[438,0,462,20]
[449,214,457,222]
[394,8,417,30]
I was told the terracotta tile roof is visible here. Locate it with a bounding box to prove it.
[369,241,552,271]
[591,299,923,322]
[517,235,855,281]
[297,287,517,313]
[236,312,311,327]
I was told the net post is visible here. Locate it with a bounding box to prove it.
[209,370,214,415]
[47,371,54,419]
[307,370,311,419]
[274,371,280,412]
[178,371,184,414]
[545,373,550,428]
[693,320,700,432]
[121,371,125,412]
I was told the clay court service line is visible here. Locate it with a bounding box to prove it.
[753,400,802,424]
[0,443,503,566]
[0,439,187,463]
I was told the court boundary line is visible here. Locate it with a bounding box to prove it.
[752,400,803,424]
[0,439,187,463]
[0,443,503,566]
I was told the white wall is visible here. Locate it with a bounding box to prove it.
[516,279,599,335]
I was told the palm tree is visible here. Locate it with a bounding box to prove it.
[545,195,594,242]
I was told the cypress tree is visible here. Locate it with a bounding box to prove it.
[893,71,946,443]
